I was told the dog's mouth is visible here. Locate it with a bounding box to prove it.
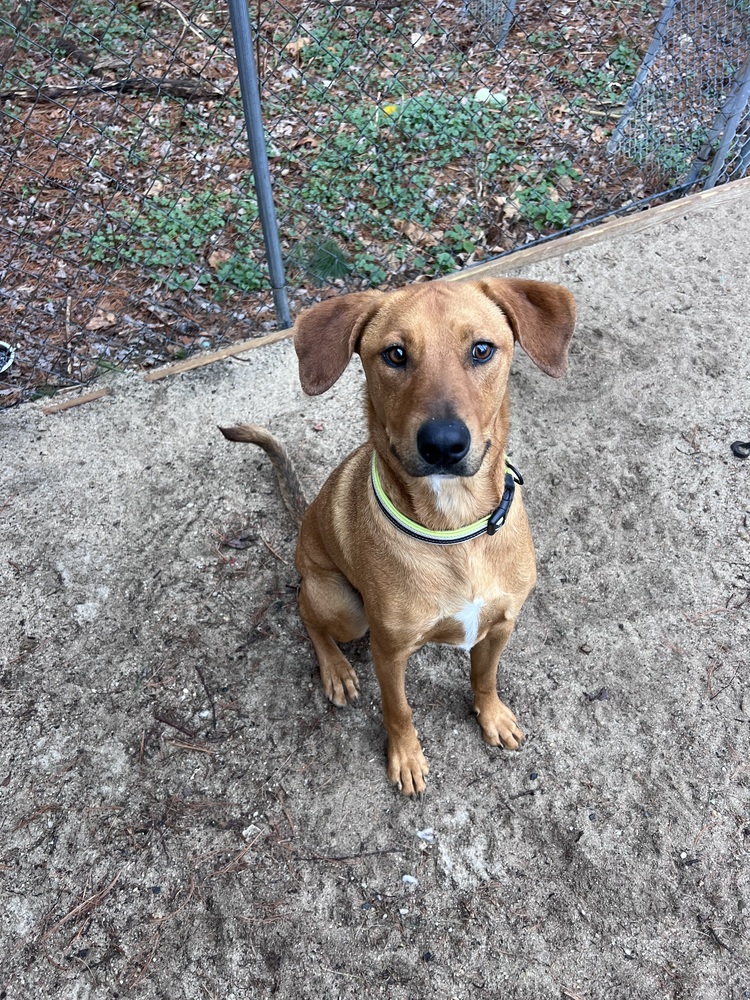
[392,438,490,479]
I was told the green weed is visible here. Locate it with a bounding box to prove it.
[86,190,264,295]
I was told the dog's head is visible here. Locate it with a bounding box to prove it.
[294,278,575,478]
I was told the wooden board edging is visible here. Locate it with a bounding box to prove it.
[445,175,750,280]
[143,327,292,382]
[42,388,111,414]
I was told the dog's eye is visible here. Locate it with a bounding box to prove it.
[382,345,407,368]
[471,342,495,364]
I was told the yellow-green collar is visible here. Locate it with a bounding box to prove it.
[370,452,522,545]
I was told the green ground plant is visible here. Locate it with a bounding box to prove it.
[57,9,639,294]
[86,189,264,295]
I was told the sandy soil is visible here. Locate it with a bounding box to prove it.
[2,196,749,999]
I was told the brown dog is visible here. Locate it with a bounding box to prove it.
[222,278,575,795]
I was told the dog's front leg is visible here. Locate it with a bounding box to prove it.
[370,632,429,796]
[470,620,524,750]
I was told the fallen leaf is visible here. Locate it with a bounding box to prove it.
[591,125,607,144]
[284,35,311,59]
[393,218,438,246]
[494,194,520,221]
[224,534,256,550]
[208,249,232,269]
[85,310,117,331]
[290,135,320,150]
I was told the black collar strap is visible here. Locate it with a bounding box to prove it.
[370,453,523,545]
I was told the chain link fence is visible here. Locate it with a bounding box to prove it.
[607,0,750,188]
[1,0,749,406]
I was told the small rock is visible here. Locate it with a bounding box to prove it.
[585,687,610,702]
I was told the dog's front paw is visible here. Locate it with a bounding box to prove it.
[386,738,429,797]
[319,651,360,708]
[474,693,524,750]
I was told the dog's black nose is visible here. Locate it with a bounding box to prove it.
[416,419,471,468]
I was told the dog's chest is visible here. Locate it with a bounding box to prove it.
[451,596,487,650]
[421,559,512,651]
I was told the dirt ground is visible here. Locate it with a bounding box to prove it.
[2,195,749,999]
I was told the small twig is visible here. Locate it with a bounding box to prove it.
[125,931,161,989]
[250,595,275,628]
[142,0,204,42]
[209,839,259,878]
[706,660,741,700]
[65,295,73,377]
[239,911,289,926]
[275,789,295,837]
[144,329,292,382]
[705,925,732,953]
[507,788,538,801]
[153,877,198,926]
[321,964,366,980]
[295,848,402,863]
[684,606,739,623]
[12,803,62,832]
[153,710,198,739]
[0,76,224,102]
[260,534,289,565]
[165,738,217,755]
[42,870,123,941]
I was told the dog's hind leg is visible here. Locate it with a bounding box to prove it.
[298,569,368,707]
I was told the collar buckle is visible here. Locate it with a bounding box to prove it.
[486,472,516,536]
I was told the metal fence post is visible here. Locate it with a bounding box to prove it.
[606,0,679,156]
[700,55,750,189]
[226,0,292,329]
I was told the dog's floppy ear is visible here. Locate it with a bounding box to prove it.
[293,291,384,395]
[476,278,576,377]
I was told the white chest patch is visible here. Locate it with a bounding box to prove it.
[453,597,486,650]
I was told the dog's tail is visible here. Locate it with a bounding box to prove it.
[219,424,308,529]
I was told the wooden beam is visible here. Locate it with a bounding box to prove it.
[143,327,293,382]
[42,388,111,414]
[446,175,750,280]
